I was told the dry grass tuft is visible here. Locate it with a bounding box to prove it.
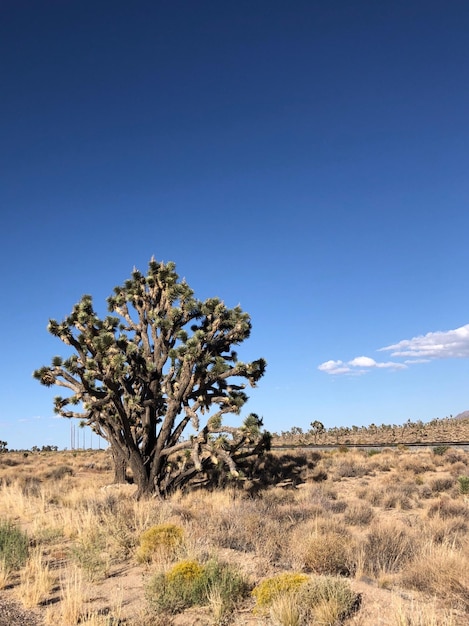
[400,542,469,611]
[18,547,56,607]
[359,519,416,577]
[392,597,457,625]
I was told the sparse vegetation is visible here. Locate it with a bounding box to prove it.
[1,441,469,624]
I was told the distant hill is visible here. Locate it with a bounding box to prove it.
[454,410,469,420]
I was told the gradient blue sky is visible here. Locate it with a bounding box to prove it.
[1,1,469,450]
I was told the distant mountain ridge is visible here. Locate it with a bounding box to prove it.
[454,410,469,420]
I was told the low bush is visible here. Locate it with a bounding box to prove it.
[457,475,469,495]
[252,572,309,611]
[427,497,469,520]
[136,523,184,564]
[433,445,450,456]
[71,528,109,581]
[400,543,469,612]
[44,465,74,480]
[430,477,454,493]
[253,573,359,625]
[302,530,354,576]
[343,502,374,526]
[298,575,360,625]
[360,520,415,577]
[146,558,248,615]
[0,519,29,571]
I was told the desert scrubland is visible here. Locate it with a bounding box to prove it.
[1,442,469,625]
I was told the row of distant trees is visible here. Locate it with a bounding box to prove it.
[272,416,468,446]
[0,442,60,453]
[2,416,464,455]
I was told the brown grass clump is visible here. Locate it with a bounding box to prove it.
[398,453,436,474]
[298,575,360,625]
[332,455,369,480]
[392,598,457,626]
[289,522,355,576]
[430,476,455,494]
[343,501,375,526]
[427,496,469,521]
[18,547,56,607]
[400,542,469,612]
[359,519,417,578]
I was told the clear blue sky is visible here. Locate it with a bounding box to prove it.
[1,0,469,450]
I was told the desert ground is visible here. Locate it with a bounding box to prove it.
[1,437,469,625]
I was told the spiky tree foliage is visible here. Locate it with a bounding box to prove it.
[34,258,269,497]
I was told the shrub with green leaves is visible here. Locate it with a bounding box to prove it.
[298,575,359,624]
[0,519,29,571]
[252,572,309,610]
[137,523,184,563]
[71,529,109,581]
[146,558,248,614]
[457,475,469,495]
[252,572,359,624]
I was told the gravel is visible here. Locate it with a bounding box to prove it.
[0,597,43,626]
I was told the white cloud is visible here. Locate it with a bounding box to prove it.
[379,323,469,359]
[349,356,376,368]
[318,355,406,375]
[317,360,352,375]
[318,322,469,376]
[349,356,406,370]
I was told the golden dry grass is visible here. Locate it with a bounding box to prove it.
[1,446,469,625]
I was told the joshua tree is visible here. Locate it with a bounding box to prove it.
[309,420,325,444]
[34,258,270,498]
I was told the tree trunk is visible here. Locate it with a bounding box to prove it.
[128,450,155,498]
[111,448,127,484]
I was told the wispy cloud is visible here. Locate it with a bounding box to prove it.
[318,323,469,376]
[379,323,469,359]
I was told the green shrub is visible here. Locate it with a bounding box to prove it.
[252,573,359,624]
[0,520,29,571]
[146,558,248,615]
[137,523,184,563]
[298,575,359,624]
[457,475,469,495]
[432,445,449,456]
[252,572,309,610]
[71,529,109,581]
